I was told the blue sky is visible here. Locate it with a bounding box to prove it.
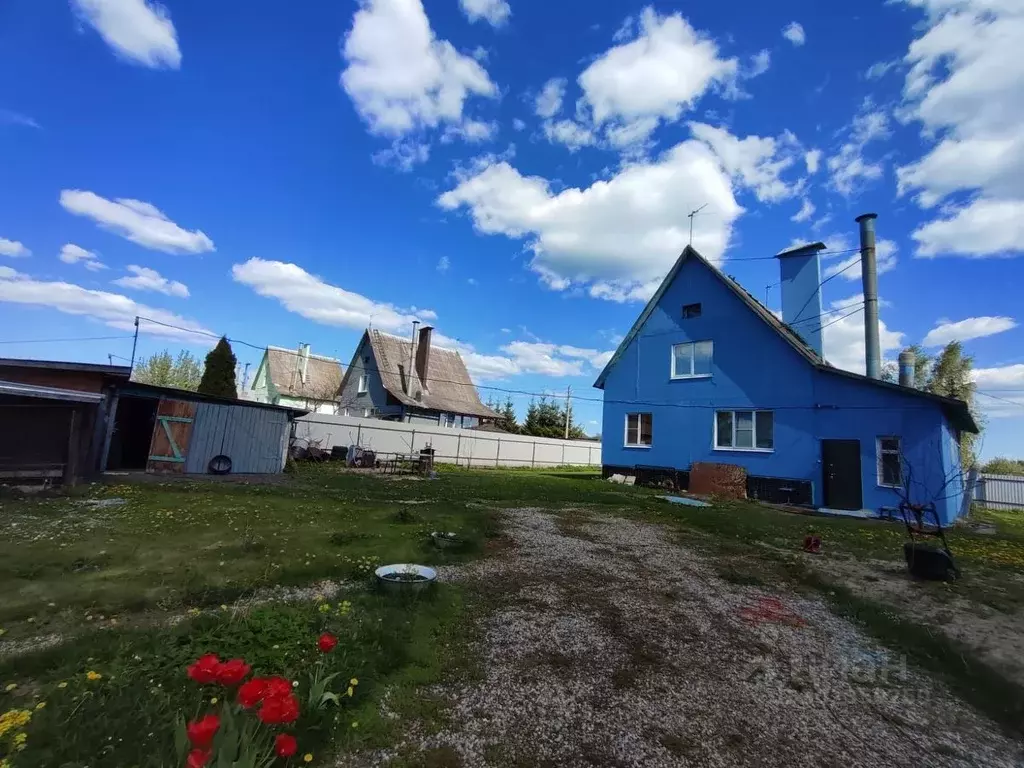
[1,0,1022,457]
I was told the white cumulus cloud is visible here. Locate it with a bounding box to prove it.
[782,21,806,46]
[59,190,214,255]
[59,243,106,271]
[791,199,815,223]
[459,0,510,27]
[923,316,1017,346]
[113,265,189,298]
[534,78,566,119]
[822,239,898,281]
[973,364,1024,419]
[575,8,738,147]
[438,137,746,299]
[896,0,1024,257]
[71,0,181,69]
[340,0,497,137]
[0,238,30,258]
[232,257,438,333]
[0,266,210,341]
[689,122,800,203]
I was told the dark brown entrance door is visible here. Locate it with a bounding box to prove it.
[821,439,862,510]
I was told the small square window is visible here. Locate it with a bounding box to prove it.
[671,341,713,378]
[625,413,652,446]
[682,303,702,319]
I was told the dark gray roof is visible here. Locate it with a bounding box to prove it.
[593,246,978,434]
[117,381,308,415]
[342,330,498,419]
[0,358,131,378]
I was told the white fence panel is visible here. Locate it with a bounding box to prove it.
[294,414,601,468]
[974,473,1024,510]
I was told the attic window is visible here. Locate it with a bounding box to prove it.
[682,303,702,319]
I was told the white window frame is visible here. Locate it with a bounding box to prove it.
[624,412,653,448]
[670,341,713,380]
[357,374,368,394]
[713,410,774,452]
[877,436,902,488]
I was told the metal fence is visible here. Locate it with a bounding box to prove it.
[293,414,601,468]
[973,473,1024,510]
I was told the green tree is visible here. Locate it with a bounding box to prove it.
[926,341,981,468]
[198,337,238,399]
[522,397,585,439]
[132,349,203,390]
[497,397,519,434]
[981,457,1024,476]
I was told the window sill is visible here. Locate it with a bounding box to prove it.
[669,374,712,381]
[624,444,652,449]
[877,483,901,490]
[713,447,774,454]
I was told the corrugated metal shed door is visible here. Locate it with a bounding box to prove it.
[185,403,289,474]
[147,399,196,474]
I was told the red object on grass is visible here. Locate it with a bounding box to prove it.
[275,733,299,758]
[317,633,338,653]
[186,748,211,768]
[802,535,822,553]
[187,654,222,685]
[186,714,221,749]
[216,658,251,686]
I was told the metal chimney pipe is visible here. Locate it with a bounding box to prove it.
[898,349,916,388]
[857,213,881,379]
[405,320,420,394]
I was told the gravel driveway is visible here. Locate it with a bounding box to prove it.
[387,509,1024,767]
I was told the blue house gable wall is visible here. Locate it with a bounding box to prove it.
[599,252,965,524]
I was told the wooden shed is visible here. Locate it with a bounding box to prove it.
[102,383,306,476]
[0,379,106,485]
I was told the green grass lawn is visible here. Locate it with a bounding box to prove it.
[2,466,1023,766]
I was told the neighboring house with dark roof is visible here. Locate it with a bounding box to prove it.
[249,344,342,414]
[594,244,977,525]
[338,325,498,427]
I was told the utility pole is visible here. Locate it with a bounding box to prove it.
[688,203,708,245]
[564,385,572,439]
[129,316,140,378]
[241,362,251,391]
[108,353,114,366]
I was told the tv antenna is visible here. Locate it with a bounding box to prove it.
[688,203,708,245]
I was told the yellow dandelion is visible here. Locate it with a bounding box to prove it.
[318,603,331,614]
[350,678,358,686]
[34,701,46,710]
[86,671,102,681]
[210,697,218,705]
[303,754,314,763]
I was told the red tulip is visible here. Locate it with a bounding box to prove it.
[186,714,220,749]
[317,633,338,653]
[262,676,293,700]
[237,677,267,709]
[258,693,300,725]
[187,654,222,685]
[216,658,251,686]
[186,748,211,768]
[275,733,298,758]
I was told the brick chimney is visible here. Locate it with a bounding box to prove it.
[415,326,433,388]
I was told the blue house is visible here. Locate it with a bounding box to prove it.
[594,244,978,524]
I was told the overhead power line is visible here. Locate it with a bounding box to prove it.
[0,335,134,345]
[125,316,985,414]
